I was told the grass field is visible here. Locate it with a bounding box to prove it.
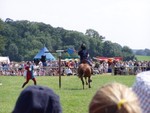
[135,55,150,61]
[0,74,136,113]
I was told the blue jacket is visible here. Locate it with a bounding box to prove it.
[78,49,89,61]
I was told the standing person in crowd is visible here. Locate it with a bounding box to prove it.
[22,61,36,88]
[89,82,141,113]
[132,71,150,113]
[12,85,62,113]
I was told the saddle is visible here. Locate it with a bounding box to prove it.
[81,59,92,67]
[81,59,88,64]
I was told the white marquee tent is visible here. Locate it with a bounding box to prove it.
[0,56,10,64]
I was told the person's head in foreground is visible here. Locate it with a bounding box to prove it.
[12,85,62,113]
[89,82,141,113]
[132,71,150,113]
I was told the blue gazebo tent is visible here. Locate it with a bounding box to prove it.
[34,47,56,61]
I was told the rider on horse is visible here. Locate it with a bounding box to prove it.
[78,43,93,74]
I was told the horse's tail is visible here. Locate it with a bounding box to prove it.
[81,71,85,78]
[78,70,85,78]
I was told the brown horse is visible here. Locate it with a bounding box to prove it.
[78,60,92,89]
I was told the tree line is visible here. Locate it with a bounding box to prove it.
[0,18,135,61]
[133,49,150,56]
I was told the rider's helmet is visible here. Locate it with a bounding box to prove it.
[81,43,86,50]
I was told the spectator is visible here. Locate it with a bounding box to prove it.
[12,85,62,113]
[132,71,150,113]
[64,67,73,76]
[89,82,141,113]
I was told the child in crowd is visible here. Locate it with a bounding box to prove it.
[12,85,62,113]
[89,82,141,113]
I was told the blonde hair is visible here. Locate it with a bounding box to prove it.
[89,83,141,113]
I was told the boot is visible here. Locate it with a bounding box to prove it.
[91,67,94,75]
[22,83,26,88]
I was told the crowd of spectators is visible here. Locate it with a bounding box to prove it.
[112,60,150,75]
[0,59,150,76]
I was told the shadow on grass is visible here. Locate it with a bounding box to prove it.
[62,87,91,90]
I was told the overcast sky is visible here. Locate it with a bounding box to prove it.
[0,0,150,49]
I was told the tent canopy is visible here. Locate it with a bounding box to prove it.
[34,47,56,61]
[0,56,10,64]
[93,57,122,62]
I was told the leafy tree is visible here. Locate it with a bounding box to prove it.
[111,43,122,57]
[145,49,150,56]
[102,41,115,57]
[135,49,150,56]
[122,46,135,61]
[89,38,103,57]
[135,50,145,55]
[7,43,19,61]
[85,29,105,41]
[0,19,6,55]
[0,19,136,61]
[0,36,5,54]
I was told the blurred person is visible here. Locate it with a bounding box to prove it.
[89,82,141,113]
[22,61,36,88]
[12,85,62,113]
[132,71,150,113]
[64,67,73,76]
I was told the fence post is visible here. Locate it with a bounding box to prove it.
[56,50,64,89]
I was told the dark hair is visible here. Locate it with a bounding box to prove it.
[81,43,86,50]
[27,61,30,65]
[12,85,62,113]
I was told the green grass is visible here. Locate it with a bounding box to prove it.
[0,75,136,113]
[135,55,150,61]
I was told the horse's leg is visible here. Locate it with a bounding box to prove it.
[85,77,88,85]
[88,77,91,88]
[81,77,84,89]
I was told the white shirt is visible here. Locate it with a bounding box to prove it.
[64,68,72,75]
